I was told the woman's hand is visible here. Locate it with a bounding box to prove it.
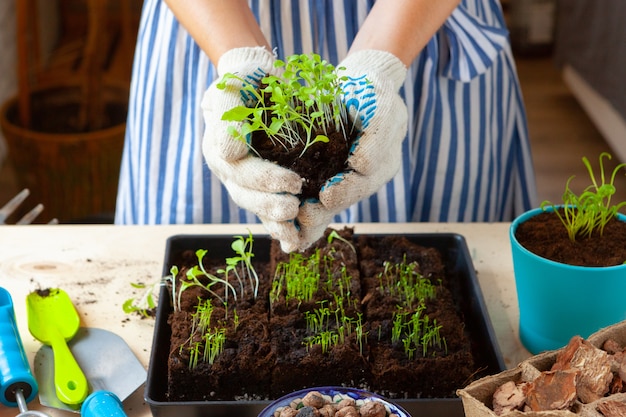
[274,50,409,252]
[202,47,303,227]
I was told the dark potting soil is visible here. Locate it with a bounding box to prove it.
[254,128,351,200]
[250,95,356,200]
[165,228,479,402]
[515,210,626,267]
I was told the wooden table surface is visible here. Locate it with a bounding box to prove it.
[0,223,532,417]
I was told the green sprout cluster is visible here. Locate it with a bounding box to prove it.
[377,256,439,310]
[541,152,626,241]
[218,53,351,158]
[270,249,324,306]
[378,256,447,358]
[168,232,259,312]
[391,306,446,359]
[167,233,259,367]
[124,233,259,368]
[270,232,358,307]
[270,234,365,355]
[270,251,358,308]
[127,229,452,365]
[183,299,226,370]
[302,301,367,355]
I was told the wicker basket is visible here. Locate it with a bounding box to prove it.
[0,0,136,223]
[0,84,126,222]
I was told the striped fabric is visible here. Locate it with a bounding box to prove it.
[115,0,537,225]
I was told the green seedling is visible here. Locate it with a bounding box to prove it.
[203,328,226,365]
[184,299,227,369]
[122,281,161,317]
[420,320,446,357]
[354,313,367,355]
[160,233,261,313]
[233,308,239,331]
[165,259,233,313]
[218,53,351,158]
[391,306,447,359]
[378,256,438,310]
[190,249,238,302]
[304,301,331,334]
[190,298,214,336]
[541,152,626,241]
[271,249,323,306]
[327,230,356,254]
[217,232,260,299]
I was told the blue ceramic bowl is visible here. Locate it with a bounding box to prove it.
[257,387,411,417]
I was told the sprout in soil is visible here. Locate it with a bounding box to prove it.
[124,234,260,316]
[171,233,261,312]
[217,231,259,299]
[377,256,439,311]
[541,152,626,241]
[168,250,237,312]
[122,281,161,317]
[270,236,360,309]
[379,255,447,358]
[303,304,367,355]
[270,249,324,306]
[327,229,356,254]
[392,305,447,359]
[270,244,365,355]
[218,53,352,158]
[182,299,227,369]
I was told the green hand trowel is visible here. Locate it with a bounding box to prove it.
[26,288,89,406]
[27,288,147,414]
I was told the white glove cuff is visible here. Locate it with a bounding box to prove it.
[217,46,277,77]
[340,50,407,91]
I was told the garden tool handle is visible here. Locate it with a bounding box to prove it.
[0,287,38,407]
[80,391,127,417]
[49,328,89,405]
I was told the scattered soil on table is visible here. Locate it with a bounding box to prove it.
[514,210,626,267]
[165,228,486,402]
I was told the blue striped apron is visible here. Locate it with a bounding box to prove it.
[115,0,537,225]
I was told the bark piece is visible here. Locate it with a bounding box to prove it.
[552,335,613,403]
[598,400,626,417]
[492,380,527,416]
[525,370,578,412]
[609,374,624,395]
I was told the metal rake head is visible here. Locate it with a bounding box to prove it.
[0,189,58,225]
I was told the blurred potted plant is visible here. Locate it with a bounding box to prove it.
[0,0,137,222]
[510,152,626,354]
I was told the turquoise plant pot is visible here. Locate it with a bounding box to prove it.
[510,207,626,354]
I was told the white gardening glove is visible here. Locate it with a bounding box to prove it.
[273,50,409,252]
[202,47,303,228]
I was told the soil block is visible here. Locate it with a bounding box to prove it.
[145,229,505,417]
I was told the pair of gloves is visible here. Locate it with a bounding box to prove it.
[202,47,408,252]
